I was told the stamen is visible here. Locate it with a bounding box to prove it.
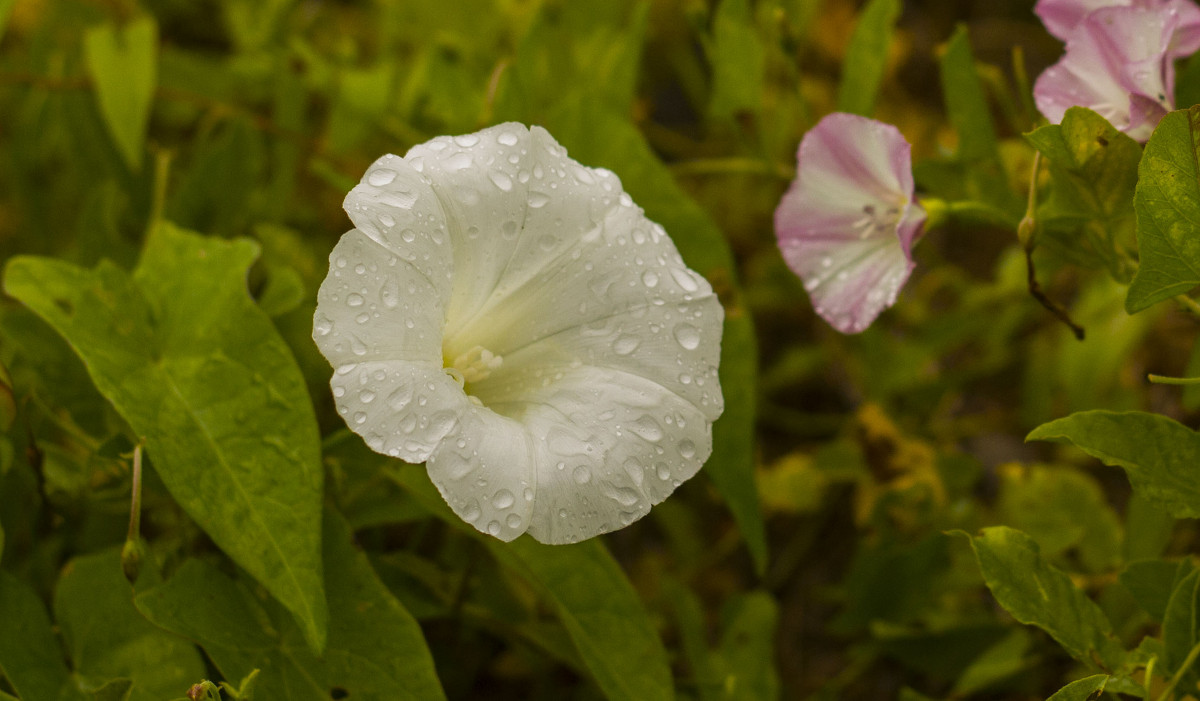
[450,345,504,384]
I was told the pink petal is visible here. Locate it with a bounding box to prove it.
[774,113,925,334]
[1034,5,1176,141]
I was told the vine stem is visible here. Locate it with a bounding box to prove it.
[127,443,143,544]
[1157,639,1200,701]
[1175,294,1200,318]
[1147,374,1200,386]
[1020,151,1086,340]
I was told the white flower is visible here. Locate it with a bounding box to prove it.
[313,124,724,544]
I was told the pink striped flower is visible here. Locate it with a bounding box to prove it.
[774,113,926,334]
[1034,5,1179,141]
[1035,0,1200,56]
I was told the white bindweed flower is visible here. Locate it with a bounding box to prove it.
[313,123,724,544]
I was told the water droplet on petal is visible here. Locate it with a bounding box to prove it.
[558,508,568,518]
[502,220,519,238]
[642,271,659,288]
[387,381,414,410]
[669,267,700,292]
[489,170,513,191]
[400,229,416,243]
[454,133,480,147]
[673,323,701,350]
[380,277,401,308]
[314,314,333,336]
[678,439,696,459]
[347,293,364,307]
[655,462,671,480]
[623,457,644,487]
[528,191,550,208]
[506,513,522,529]
[353,411,367,425]
[487,520,501,536]
[368,168,397,186]
[613,335,641,356]
[572,466,592,484]
[359,389,376,403]
[492,489,515,509]
[463,500,482,522]
[497,131,519,146]
[380,213,395,228]
[629,415,664,442]
[446,152,473,170]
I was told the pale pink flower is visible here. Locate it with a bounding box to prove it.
[774,113,926,334]
[1034,5,1178,141]
[1035,0,1200,56]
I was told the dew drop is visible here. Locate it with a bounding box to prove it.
[314,314,333,336]
[642,270,659,288]
[572,466,592,484]
[629,415,664,442]
[359,389,376,403]
[454,133,480,147]
[492,489,515,509]
[400,228,416,243]
[506,513,522,529]
[673,323,701,350]
[502,220,519,238]
[678,439,696,459]
[380,277,401,308]
[446,152,473,171]
[368,168,397,186]
[463,500,482,522]
[655,462,671,480]
[623,457,644,487]
[387,381,415,410]
[353,411,367,425]
[497,131,519,146]
[528,191,550,208]
[380,213,395,228]
[489,170,514,191]
[487,520,502,536]
[350,335,368,356]
[605,486,640,507]
[523,487,534,501]
[347,293,365,307]
[669,267,700,292]
[613,334,641,356]
[558,508,569,518]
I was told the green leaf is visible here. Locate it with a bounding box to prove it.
[0,0,14,43]
[1163,569,1200,686]
[835,0,900,117]
[957,527,1124,669]
[488,538,676,701]
[83,17,158,171]
[135,510,445,700]
[90,678,133,701]
[714,591,781,701]
[1045,675,1109,701]
[708,312,767,574]
[709,0,766,119]
[3,223,328,653]
[1027,410,1200,519]
[1128,107,1200,311]
[0,571,82,701]
[1121,559,1194,622]
[1025,107,1140,281]
[937,25,1022,218]
[389,467,675,701]
[54,550,205,700]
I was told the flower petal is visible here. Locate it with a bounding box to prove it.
[426,403,536,542]
[314,230,445,366]
[460,201,724,420]
[329,361,467,464]
[512,366,712,544]
[342,153,454,303]
[774,113,923,333]
[1035,0,1119,40]
[1034,5,1176,140]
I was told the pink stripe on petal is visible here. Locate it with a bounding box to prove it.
[775,113,923,334]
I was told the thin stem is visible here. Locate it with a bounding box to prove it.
[1021,151,1085,340]
[1175,294,1200,318]
[1147,374,1200,386]
[1158,638,1200,701]
[146,148,171,237]
[127,443,143,543]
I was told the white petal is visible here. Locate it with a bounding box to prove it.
[330,361,467,464]
[460,201,724,419]
[512,366,712,544]
[426,404,536,542]
[314,230,445,366]
[343,153,454,304]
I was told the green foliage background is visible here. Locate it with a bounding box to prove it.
[3,0,1200,699]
